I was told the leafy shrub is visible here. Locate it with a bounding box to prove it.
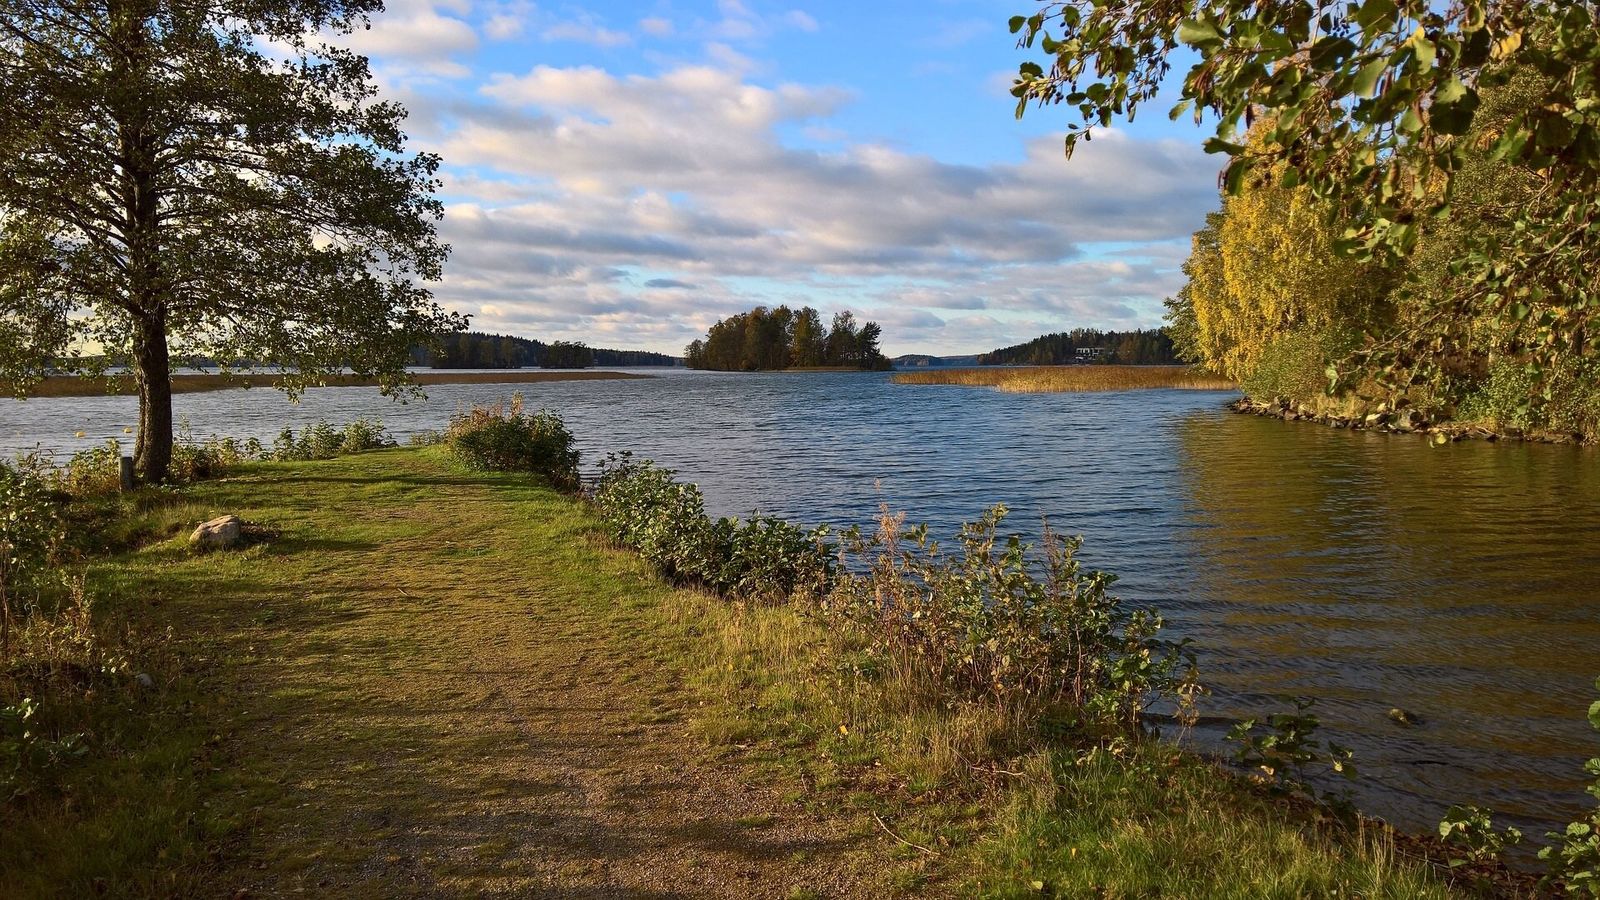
[1457,357,1600,440]
[1539,676,1600,895]
[1239,326,1357,406]
[593,453,833,602]
[0,465,65,643]
[51,440,123,495]
[269,418,393,461]
[1225,696,1356,801]
[444,396,579,490]
[1439,805,1522,869]
[822,505,1198,728]
[1,697,86,802]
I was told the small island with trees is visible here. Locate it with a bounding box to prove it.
[683,306,891,371]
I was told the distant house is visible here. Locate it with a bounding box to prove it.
[1073,347,1110,364]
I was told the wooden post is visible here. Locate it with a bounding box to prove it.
[120,455,135,491]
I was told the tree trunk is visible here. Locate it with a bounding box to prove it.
[132,309,172,483]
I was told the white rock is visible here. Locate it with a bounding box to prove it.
[189,515,244,551]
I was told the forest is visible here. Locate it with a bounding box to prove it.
[412,332,679,369]
[1163,72,1600,441]
[979,329,1180,366]
[684,307,890,371]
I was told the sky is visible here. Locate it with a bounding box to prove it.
[339,0,1223,356]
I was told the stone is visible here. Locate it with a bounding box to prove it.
[190,515,244,551]
[135,672,155,690]
[1388,707,1419,727]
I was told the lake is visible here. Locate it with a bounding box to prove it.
[6,367,1598,839]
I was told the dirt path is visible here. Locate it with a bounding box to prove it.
[183,452,887,898]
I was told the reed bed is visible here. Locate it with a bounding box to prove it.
[892,365,1236,393]
[12,370,651,398]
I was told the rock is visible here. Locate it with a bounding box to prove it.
[135,672,155,690]
[190,515,244,551]
[1393,410,1418,432]
[1388,707,1419,727]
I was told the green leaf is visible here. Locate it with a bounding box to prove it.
[1354,57,1388,99]
[1178,19,1222,48]
[1008,15,1026,34]
[1353,0,1398,35]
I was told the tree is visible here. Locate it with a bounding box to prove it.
[1012,1,1600,398]
[789,306,826,367]
[0,0,464,481]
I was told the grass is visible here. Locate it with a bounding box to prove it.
[0,449,1480,897]
[892,365,1237,392]
[13,369,651,398]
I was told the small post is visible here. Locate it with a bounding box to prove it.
[119,455,135,491]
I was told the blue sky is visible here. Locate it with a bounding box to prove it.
[343,0,1221,355]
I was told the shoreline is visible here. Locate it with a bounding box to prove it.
[3,445,1523,895]
[14,370,654,398]
[1230,397,1595,447]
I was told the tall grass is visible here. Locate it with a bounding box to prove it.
[892,365,1236,392]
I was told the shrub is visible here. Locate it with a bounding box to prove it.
[1539,676,1600,895]
[1226,696,1357,802]
[49,440,123,496]
[1239,327,1358,406]
[592,453,833,601]
[1,697,86,802]
[1457,357,1600,440]
[269,418,393,461]
[0,465,65,645]
[822,505,1198,729]
[444,396,580,490]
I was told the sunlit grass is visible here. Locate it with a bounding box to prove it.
[892,365,1236,392]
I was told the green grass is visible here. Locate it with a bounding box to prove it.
[1,448,1475,896]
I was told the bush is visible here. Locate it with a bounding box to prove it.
[823,505,1198,728]
[444,396,580,489]
[592,453,833,601]
[0,464,65,644]
[1457,357,1600,440]
[269,418,393,461]
[1,697,86,802]
[595,454,1195,732]
[49,440,123,496]
[1239,326,1357,406]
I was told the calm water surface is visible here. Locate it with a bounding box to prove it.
[5,368,1597,837]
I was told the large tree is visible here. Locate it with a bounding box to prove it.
[1012,1,1600,396]
[0,0,464,481]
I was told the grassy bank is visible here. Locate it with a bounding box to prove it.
[13,369,652,398]
[2,449,1475,896]
[892,366,1236,392]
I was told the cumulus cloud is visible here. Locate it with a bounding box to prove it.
[339,0,477,78]
[403,61,1215,354]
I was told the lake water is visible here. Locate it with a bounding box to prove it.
[6,368,1598,839]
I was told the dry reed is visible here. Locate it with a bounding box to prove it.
[891,365,1235,393]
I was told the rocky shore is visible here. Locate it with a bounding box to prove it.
[1229,397,1591,446]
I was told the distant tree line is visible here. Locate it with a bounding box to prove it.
[979,329,1180,366]
[684,307,890,371]
[412,331,678,369]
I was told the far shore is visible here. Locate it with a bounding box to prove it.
[15,370,654,398]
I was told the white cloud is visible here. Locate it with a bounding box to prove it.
[541,20,633,47]
[340,0,477,78]
[639,16,675,37]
